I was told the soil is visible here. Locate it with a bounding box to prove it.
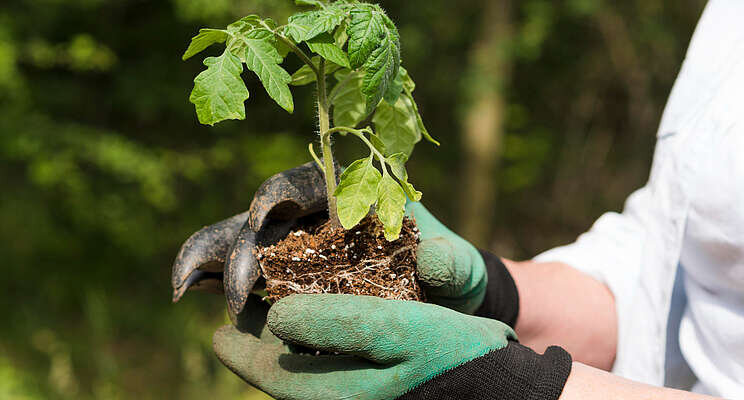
[257,214,425,303]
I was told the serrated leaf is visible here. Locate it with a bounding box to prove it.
[262,18,279,30]
[284,11,317,42]
[305,7,347,40]
[386,153,422,201]
[229,29,294,113]
[189,49,249,126]
[383,66,404,104]
[334,156,382,229]
[376,174,406,240]
[347,5,385,69]
[359,11,400,113]
[307,33,350,68]
[227,15,261,34]
[290,56,342,86]
[182,29,228,61]
[373,95,420,156]
[396,68,437,144]
[331,71,366,127]
[285,7,347,43]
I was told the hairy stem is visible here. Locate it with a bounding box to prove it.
[317,59,340,228]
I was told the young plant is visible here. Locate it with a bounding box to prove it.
[182,0,438,240]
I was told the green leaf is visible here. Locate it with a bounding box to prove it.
[334,156,382,229]
[386,153,422,202]
[373,95,420,157]
[189,49,250,126]
[331,71,366,127]
[359,11,400,113]
[290,64,317,86]
[284,11,317,42]
[273,39,291,58]
[369,132,386,155]
[307,33,350,68]
[305,7,347,40]
[400,66,415,92]
[383,66,404,104]
[334,23,349,47]
[403,90,439,146]
[226,15,262,34]
[290,56,341,86]
[285,7,347,44]
[295,0,324,6]
[228,29,294,113]
[376,174,407,241]
[346,4,402,111]
[347,5,386,69]
[182,29,227,61]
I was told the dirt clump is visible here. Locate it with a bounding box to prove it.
[257,214,424,303]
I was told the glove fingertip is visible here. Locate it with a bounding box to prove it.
[417,238,456,287]
[213,325,240,362]
[266,294,312,342]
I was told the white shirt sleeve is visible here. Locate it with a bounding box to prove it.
[533,180,657,369]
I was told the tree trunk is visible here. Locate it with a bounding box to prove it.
[458,0,513,248]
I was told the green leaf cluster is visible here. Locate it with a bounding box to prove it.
[182,0,438,240]
[333,130,421,241]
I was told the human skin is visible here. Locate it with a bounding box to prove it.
[504,260,721,399]
[504,259,618,370]
[560,362,720,399]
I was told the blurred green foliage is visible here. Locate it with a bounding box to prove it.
[0,0,704,398]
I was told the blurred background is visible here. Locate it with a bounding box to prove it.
[0,0,706,398]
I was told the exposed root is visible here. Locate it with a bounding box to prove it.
[258,215,424,302]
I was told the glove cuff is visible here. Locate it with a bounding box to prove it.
[474,250,520,327]
[397,342,572,400]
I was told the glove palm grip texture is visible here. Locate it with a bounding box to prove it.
[398,251,572,400]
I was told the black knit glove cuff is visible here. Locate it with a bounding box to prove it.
[474,250,520,327]
[398,342,572,400]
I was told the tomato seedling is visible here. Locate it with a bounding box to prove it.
[183,0,438,240]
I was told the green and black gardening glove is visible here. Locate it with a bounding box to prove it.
[171,163,532,398]
[214,294,571,400]
[405,201,520,325]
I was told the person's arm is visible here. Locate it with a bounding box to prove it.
[560,362,720,399]
[505,259,618,371]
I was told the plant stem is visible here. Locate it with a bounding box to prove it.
[317,59,341,228]
[325,126,389,173]
[325,126,381,156]
[262,22,319,76]
[308,143,324,171]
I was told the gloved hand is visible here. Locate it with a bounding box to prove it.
[172,162,520,324]
[406,202,519,324]
[214,294,571,400]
